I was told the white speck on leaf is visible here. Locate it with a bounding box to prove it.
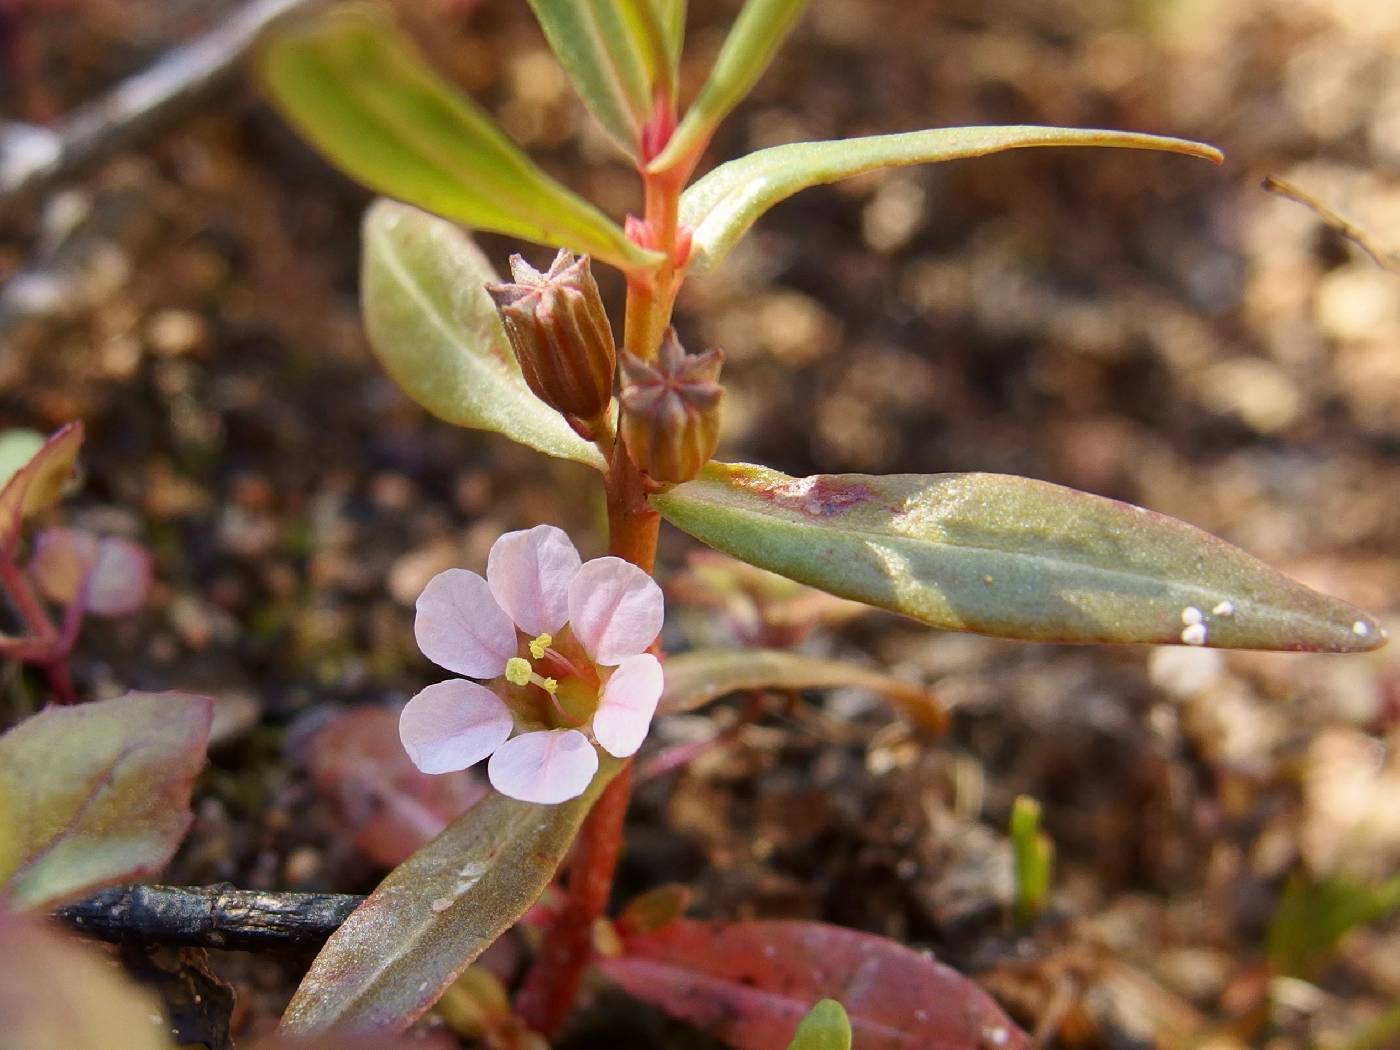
[1181,606,1204,626]
[1181,623,1208,646]
[1353,621,1370,636]
[1212,600,1235,617]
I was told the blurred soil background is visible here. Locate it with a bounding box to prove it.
[2,0,1398,1046]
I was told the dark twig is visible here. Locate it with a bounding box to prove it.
[55,884,363,954]
[1263,175,1400,273]
[0,0,323,214]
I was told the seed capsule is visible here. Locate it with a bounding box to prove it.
[619,328,724,485]
[487,251,616,423]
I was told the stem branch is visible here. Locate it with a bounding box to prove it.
[0,555,76,703]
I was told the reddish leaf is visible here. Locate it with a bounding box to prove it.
[29,526,152,618]
[250,1034,455,1050]
[279,759,620,1034]
[0,910,175,1050]
[306,706,487,868]
[0,421,83,554]
[0,691,213,911]
[599,919,1030,1050]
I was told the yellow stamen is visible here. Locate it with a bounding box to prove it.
[504,657,532,686]
[505,654,559,696]
[529,633,552,660]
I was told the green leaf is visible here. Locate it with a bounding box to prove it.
[657,0,686,69]
[1010,796,1053,927]
[1268,872,1400,978]
[1331,1001,1400,1050]
[649,0,808,175]
[661,648,946,730]
[0,421,82,555]
[279,759,621,1034]
[528,0,672,153]
[652,463,1387,653]
[0,911,176,1050]
[259,6,660,273]
[362,199,606,471]
[0,691,213,912]
[679,125,1224,273]
[788,1000,852,1050]
[0,429,45,491]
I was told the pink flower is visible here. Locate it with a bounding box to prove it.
[399,525,664,804]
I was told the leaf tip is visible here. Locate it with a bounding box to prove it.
[1336,611,1388,653]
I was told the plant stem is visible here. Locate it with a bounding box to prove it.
[515,762,634,1035]
[516,165,683,1038]
[0,554,76,703]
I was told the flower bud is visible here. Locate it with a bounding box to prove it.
[487,251,616,422]
[619,328,724,485]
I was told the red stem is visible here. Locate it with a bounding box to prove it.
[0,555,77,702]
[515,161,682,1037]
[515,762,634,1035]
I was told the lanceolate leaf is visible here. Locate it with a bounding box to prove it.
[362,199,606,470]
[648,0,808,175]
[657,0,686,69]
[0,691,213,912]
[679,126,1224,273]
[652,463,1386,652]
[279,759,620,1034]
[661,648,946,730]
[599,918,1029,1050]
[788,1000,852,1050]
[527,0,667,153]
[260,8,659,273]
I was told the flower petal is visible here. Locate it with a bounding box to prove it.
[567,557,664,665]
[415,568,517,678]
[486,525,582,636]
[399,680,514,775]
[487,729,599,804]
[593,653,664,757]
[85,537,152,617]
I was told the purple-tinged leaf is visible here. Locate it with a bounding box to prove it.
[661,648,946,731]
[0,910,175,1050]
[0,421,82,555]
[250,1034,455,1050]
[279,758,621,1035]
[29,526,152,618]
[653,463,1387,653]
[305,706,486,868]
[599,918,1029,1050]
[0,691,213,912]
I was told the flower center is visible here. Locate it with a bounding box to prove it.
[502,631,600,730]
[504,655,557,695]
